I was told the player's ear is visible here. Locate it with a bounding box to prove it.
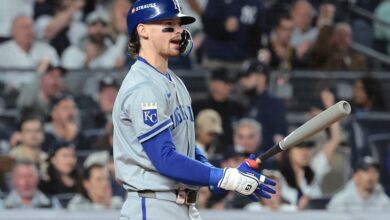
[137,24,149,39]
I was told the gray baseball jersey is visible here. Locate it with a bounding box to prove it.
[112,58,196,191]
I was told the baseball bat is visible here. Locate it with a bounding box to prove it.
[256,100,351,164]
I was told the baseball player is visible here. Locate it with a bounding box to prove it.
[112,0,276,219]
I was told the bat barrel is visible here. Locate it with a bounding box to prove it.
[279,100,351,150]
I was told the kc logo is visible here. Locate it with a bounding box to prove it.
[141,102,158,126]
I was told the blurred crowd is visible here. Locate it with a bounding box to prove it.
[0,0,390,213]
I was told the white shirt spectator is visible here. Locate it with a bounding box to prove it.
[0,0,34,38]
[290,27,318,48]
[280,151,331,204]
[0,40,59,68]
[328,180,390,211]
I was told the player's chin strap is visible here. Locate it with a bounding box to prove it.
[179,29,193,56]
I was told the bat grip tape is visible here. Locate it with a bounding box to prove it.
[257,143,283,163]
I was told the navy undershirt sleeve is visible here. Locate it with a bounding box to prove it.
[142,128,222,186]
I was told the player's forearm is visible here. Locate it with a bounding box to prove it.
[142,128,221,186]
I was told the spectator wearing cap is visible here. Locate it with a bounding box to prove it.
[61,10,125,69]
[34,0,87,55]
[0,15,59,69]
[16,65,66,118]
[4,160,61,209]
[239,59,287,153]
[80,76,119,129]
[192,67,245,156]
[67,163,122,211]
[278,89,341,209]
[328,156,390,211]
[45,94,89,149]
[195,109,223,158]
[39,141,78,197]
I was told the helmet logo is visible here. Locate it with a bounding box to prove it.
[134,3,157,12]
[131,8,136,14]
[172,0,180,10]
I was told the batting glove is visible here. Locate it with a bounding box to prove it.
[237,154,277,200]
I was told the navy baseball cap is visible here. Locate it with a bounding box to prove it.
[210,67,237,83]
[99,76,119,92]
[355,156,380,172]
[240,59,270,78]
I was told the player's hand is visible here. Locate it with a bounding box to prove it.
[214,167,260,196]
[237,154,277,200]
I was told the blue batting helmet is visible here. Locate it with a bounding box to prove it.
[127,0,196,37]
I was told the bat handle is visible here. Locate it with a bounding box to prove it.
[256,143,283,164]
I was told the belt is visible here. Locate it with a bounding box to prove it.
[128,189,198,205]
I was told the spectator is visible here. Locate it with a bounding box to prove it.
[192,67,245,155]
[39,141,78,196]
[232,118,262,156]
[107,0,130,65]
[244,170,297,212]
[3,160,61,209]
[258,14,304,71]
[45,94,89,149]
[202,0,265,69]
[324,23,367,70]
[239,59,287,153]
[16,65,66,118]
[0,0,34,42]
[0,15,59,68]
[83,121,126,199]
[278,89,341,209]
[67,164,122,211]
[80,76,119,129]
[8,115,48,177]
[374,0,390,55]
[34,0,87,55]
[328,156,390,211]
[61,10,125,69]
[305,24,335,69]
[195,109,223,158]
[290,0,317,49]
[352,77,386,113]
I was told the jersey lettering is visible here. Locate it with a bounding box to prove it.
[171,105,194,129]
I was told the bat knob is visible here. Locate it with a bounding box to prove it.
[245,159,259,170]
